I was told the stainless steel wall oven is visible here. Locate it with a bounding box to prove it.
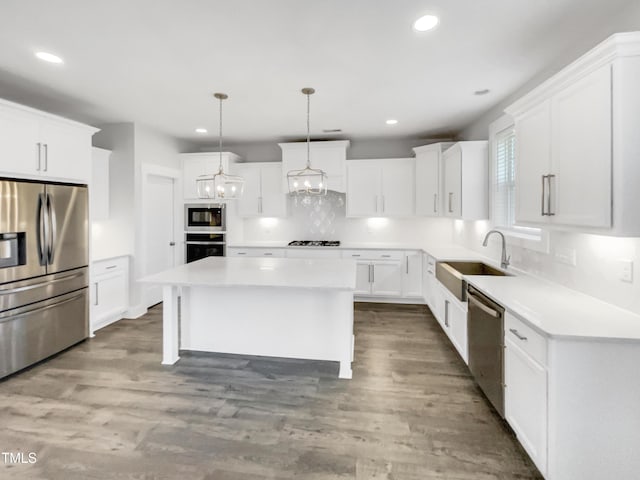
[185,233,226,263]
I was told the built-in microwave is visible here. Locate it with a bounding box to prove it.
[184,203,226,232]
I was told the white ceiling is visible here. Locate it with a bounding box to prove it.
[0,0,634,144]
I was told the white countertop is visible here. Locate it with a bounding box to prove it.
[140,256,357,291]
[465,274,640,341]
[218,240,640,340]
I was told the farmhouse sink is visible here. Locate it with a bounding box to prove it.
[436,261,513,301]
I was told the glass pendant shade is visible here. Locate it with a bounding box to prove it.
[287,87,328,196]
[196,92,244,200]
[287,166,327,195]
[196,171,245,199]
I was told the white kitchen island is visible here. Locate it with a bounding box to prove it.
[140,256,357,379]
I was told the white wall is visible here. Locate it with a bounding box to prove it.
[453,5,640,316]
[91,123,135,261]
[454,221,640,316]
[92,123,187,317]
[460,1,640,140]
[239,192,453,246]
[193,137,453,162]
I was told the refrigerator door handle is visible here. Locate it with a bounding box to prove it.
[0,291,85,324]
[46,193,57,265]
[37,193,47,266]
[0,271,86,295]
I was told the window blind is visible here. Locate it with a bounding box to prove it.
[493,127,516,228]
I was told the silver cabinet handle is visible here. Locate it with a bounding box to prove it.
[448,192,453,213]
[374,195,378,213]
[236,252,246,255]
[94,282,99,306]
[105,265,117,270]
[351,254,361,257]
[406,256,409,274]
[547,174,555,216]
[169,242,176,246]
[433,193,437,213]
[43,144,48,172]
[382,195,386,213]
[541,175,547,216]
[444,299,450,327]
[371,264,375,283]
[36,143,42,171]
[263,252,273,256]
[258,196,263,214]
[509,328,528,341]
[368,264,372,283]
[381,254,391,258]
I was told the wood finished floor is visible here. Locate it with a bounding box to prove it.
[0,303,542,479]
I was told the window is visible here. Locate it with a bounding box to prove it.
[493,127,516,229]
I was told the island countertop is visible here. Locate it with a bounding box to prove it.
[140,256,357,291]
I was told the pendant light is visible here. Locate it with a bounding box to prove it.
[196,93,244,200]
[286,88,328,196]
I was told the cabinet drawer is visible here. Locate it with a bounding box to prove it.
[342,249,403,261]
[505,312,547,366]
[92,256,128,277]
[286,249,341,259]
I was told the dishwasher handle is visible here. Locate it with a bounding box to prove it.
[467,291,502,318]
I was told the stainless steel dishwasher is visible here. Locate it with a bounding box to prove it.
[467,285,505,418]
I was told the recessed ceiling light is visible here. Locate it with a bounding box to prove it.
[386,119,398,125]
[474,89,491,96]
[35,51,63,64]
[195,128,208,133]
[413,15,439,32]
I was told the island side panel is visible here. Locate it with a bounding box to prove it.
[161,285,180,365]
[181,285,354,376]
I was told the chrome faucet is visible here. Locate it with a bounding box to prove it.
[482,230,510,269]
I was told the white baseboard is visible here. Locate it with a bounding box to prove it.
[354,296,426,305]
[124,304,148,319]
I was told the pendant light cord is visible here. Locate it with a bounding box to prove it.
[218,95,223,174]
[306,91,311,169]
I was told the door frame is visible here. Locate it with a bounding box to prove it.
[139,164,182,309]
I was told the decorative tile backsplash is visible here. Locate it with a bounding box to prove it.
[289,191,346,239]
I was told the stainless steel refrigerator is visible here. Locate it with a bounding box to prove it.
[0,179,89,379]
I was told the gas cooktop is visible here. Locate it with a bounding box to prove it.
[288,240,340,247]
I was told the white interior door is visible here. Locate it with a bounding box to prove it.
[144,174,176,307]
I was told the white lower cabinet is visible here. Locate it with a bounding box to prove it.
[505,318,548,476]
[402,250,423,298]
[428,279,468,363]
[342,250,403,298]
[227,247,286,258]
[91,257,129,333]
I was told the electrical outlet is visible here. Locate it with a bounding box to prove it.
[619,260,634,283]
[554,247,577,266]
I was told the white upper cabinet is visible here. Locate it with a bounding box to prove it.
[512,66,612,228]
[346,158,415,217]
[346,162,380,216]
[279,140,350,193]
[234,163,287,217]
[413,143,453,217]
[0,99,96,183]
[180,152,241,200]
[506,32,640,235]
[442,142,488,220]
[514,101,552,223]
